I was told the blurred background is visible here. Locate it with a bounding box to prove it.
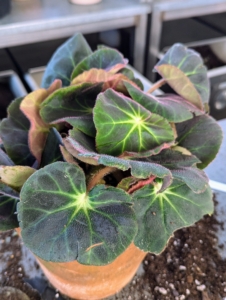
[1,0,226,120]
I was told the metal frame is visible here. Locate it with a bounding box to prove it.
[147,0,226,81]
[0,0,151,74]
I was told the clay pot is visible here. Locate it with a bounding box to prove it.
[69,0,102,5]
[16,228,146,300]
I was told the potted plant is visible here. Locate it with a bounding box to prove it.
[0,33,223,300]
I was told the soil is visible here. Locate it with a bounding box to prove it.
[0,198,226,300]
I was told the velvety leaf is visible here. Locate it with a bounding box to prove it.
[71,47,127,80]
[20,89,51,164]
[176,115,223,169]
[18,162,137,265]
[118,68,144,90]
[71,68,138,94]
[124,82,203,122]
[0,98,35,166]
[94,89,175,156]
[155,44,209,109]
[42,33,92,88]
[64,129,172,180]
[0,182,20,229]
[59,145,79,166]
[132,180,213,253]
[0,183,19,230]
[65,116,96,137]
[0,166,35,190]
[117,177,138,191]
[149,149,208,193]
[0,148,14,166]
[40,128,63,168]
[40,83,102,124]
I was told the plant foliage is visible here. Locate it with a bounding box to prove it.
[0,36,222,265]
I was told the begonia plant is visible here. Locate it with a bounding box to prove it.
[0,33,223,266]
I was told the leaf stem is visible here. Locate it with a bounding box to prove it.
[128,176,156,194]
[147,79,166,94]
[87,166,117,192]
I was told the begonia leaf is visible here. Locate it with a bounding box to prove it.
[176,115,223,169]
[118,68,143,90]
[0,98,35,166]
[64,116,96,138]
[71,68,138,94]
[64,129,172,180]
[148,149,208,193]
[124,82,203,122]
[40,128,63,168]
[132,180,213,253]
[20,89,51,164]
[94,89,175,156]
[40,83,102,124]
[71,47,127,80]
[0,166,35,190]
[42,33,92,88]
[0,183,19,230]
[155,44,209,109]
[0,148,14,166]
[18,162,137,265]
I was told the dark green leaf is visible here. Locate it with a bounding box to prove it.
[64,129,172,180]
[94,89,174,156]
[0,98,35,166]
[71,47,127,80]
[124,82,203,122]
[0,183,19,231]
[119,68,143,90]
[149,149,208,193]
[40,83,102,124]
[40,128,63,168]
[42,33,92,88]
[64,116,96,137]
[176,115,223,169]
[18,162,137,265]
[132,180,213,253]
[155,44,209,108]
[0,148,14,166]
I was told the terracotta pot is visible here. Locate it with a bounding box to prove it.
[16,228,146,300]
[69,0,102,5]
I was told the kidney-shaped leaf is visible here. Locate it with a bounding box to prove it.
[176,115,223,169]
[132,179,213,254]
[64,129,172,180]
[18,162,137,265]
[94,89,174,156]
[40,83,102,124]
[155,44,209,109]
[124,82,203,122]
[0,183,19,231]
[0,98,35,166]
[71,47,127,80]
[42,33,92,88]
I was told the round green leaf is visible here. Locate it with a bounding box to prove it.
[71,47,127,80]
[94,89,174,156]
[176,115,223,169]
[18,162,137,265]
[132,180,213,254]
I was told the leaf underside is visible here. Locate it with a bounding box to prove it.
[155,44,209,108]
